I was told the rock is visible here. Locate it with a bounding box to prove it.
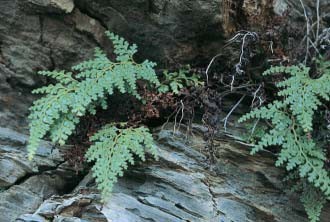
[18,125,330,221]
[1,0,329,104]
[25,0,75,14]
[17,214,45,222]
[0,127,79,221]
[75,0,225,65]
[71,9,108,46]
[0,127,63,188]
[273,0,289,16]
[0,0,329,221]
[17,193,106,222]
[0,1,104,131]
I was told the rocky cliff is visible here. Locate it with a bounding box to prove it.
[1,0,330,221]
[11,125,330,221]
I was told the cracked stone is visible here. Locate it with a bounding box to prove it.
[26,0,75,14]
[0,127,80,221]
[18,125,330,221]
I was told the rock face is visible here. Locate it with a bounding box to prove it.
[1,0,330,221]
[15,126,330,222]
[0,127,79,221]
[1,0,329,133]
[1,0,328,93]
[25,0,75,14]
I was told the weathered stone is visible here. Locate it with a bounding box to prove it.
[16,214,45,222]
[0,1,104,131]
[71,9,108,46]
[273,0,289,16]
[0,127,79,221]
[75,0,225,65]
[36,199,62,218]
[18,126,330,221]
[0,127,63,188]
[25,0,75,14]
[0,1,329,221]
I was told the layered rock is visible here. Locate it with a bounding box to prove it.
[0,1,329,115]
[16,126,330,221]
[0,127,79,221]
[0,1,330,221]
[24,0,75,14]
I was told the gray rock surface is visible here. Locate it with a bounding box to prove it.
[2,0,327,95]
[0,127,79,221]
[25,0,75,14]
[15,126,330,222]
[0,1,330,221]
[1,0,329,132]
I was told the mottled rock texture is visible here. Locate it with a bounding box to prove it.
[16,126,330,221]
[0,127,79,221]
[1,0,330,131]
[0,0,330,221]
[1,1,329,121]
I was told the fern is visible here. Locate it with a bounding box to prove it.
[239,58,330,221]
[86,123,158,198]
[301,183,327,222]
[158,67,203,94]
[28,31,160,198]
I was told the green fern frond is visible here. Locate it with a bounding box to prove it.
[85,123,158,199]
[301,183,327,222]
[27,32,161,198]
[239,59,330,221]
[158,68,203,94]
[27,32,160,160]
[263,64,330,132]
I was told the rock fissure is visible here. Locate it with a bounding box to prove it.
[202,177,221,219]
[10,159,66,189]
[1,0,330,221]
[136,196,185,220]
[38,15,44,44]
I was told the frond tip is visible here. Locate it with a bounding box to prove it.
[85,124,158,199]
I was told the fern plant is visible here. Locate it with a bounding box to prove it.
[27,31,160,199]
[239,58,330,222]
[158,67,203,94]
[86,123,158,197]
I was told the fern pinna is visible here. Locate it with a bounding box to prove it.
[86,123,158,197]
[239,59,330,222]
[27,31,159,199]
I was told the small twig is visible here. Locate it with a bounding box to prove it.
[269,41,274,54]
[230,75,235,91]
[173,106,180,134]
[250,118,260,138]
[206,30,258,87]
[316,0,320,44]
[229,31,258,75]
[162,106,178,131]
[308,38,321,56]
[222,95,246,132]
[177,100,185,132]
[299,0,310,64]
[251,84,262,107]
[205,53,222,85]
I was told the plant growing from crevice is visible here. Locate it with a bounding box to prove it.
[27,31,160,199]
[239,57,330,222]
[158,67,203,94]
